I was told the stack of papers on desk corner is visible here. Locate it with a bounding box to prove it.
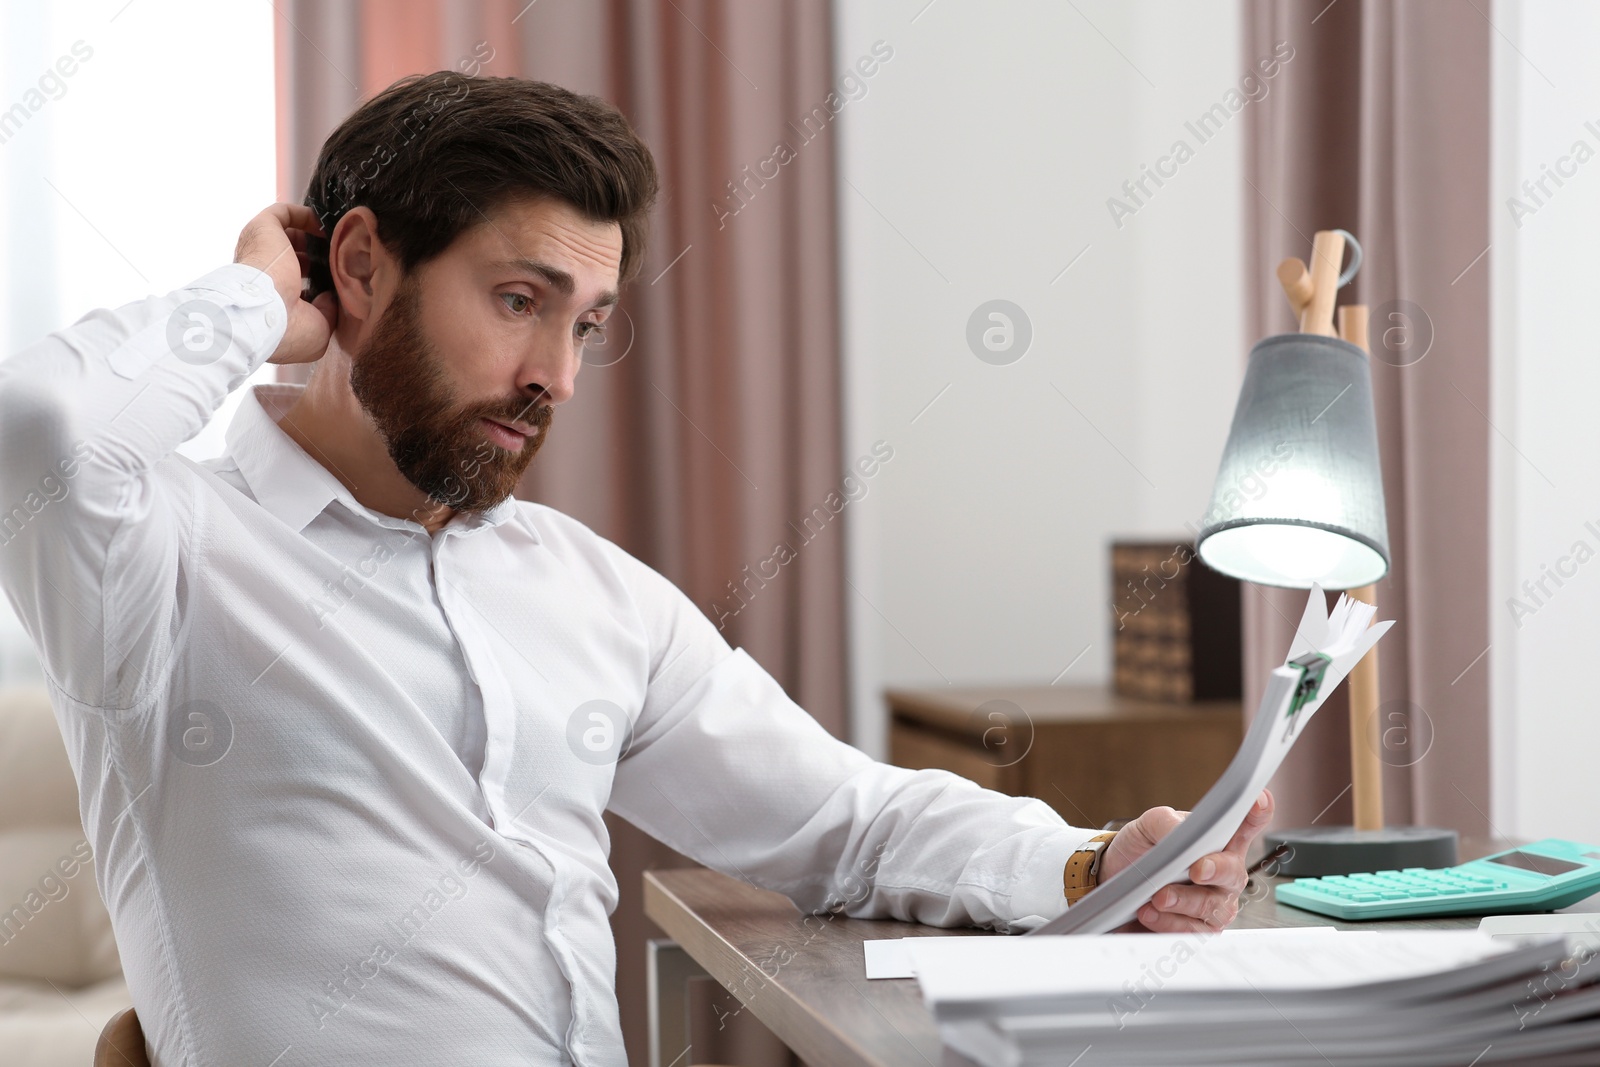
[906,929,1600,1066]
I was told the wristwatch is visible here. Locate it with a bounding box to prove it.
[1062,831,1119,905]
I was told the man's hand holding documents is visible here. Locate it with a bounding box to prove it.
[1032,586,1393,936]
[1098,788,1275,934]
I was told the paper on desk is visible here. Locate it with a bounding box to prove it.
[1480,912,1600,953]
[863,926,1336,979]
[906,929,1517,1010]
[863,937,922,979]
[1028,586,1392,936]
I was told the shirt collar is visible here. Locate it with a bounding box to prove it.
[222,384,527,538]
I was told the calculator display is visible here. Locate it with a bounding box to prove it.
[1487,851,1585,877]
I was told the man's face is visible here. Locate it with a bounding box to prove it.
[349,196,623,515]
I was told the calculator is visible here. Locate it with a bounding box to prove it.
[1274,838,1600,920]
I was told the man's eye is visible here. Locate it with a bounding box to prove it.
[500,293,534,315]
[576,321,605,340]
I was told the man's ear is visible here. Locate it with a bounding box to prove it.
[328,206,391,324]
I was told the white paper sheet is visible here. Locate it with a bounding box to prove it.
[863,926,1338,979]
[907,929,1514,1006]
[1480,912,1600,954]
[862,936,921,979]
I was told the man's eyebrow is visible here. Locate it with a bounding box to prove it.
[491,257,619,308]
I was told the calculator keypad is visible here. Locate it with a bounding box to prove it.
[1291,868,1511,902]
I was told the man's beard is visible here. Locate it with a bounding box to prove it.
[349,273,553,515]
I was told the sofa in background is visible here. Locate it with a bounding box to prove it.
[0,686,129,1066]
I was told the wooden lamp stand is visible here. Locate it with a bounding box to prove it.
[1259,231,1460,877]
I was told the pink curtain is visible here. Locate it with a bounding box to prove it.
[1241,1,1492,837]
[275,3,843,1062]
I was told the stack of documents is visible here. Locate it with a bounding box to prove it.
[905,928,1600,1066]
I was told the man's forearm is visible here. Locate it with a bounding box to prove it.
[0,263,285,704]
[0,263,285,489]
[610,641,1100,934]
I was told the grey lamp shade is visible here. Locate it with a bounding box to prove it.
[1195,333,1391,590]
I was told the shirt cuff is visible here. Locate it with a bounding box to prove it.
[1007,826,1106,930]
[183,261,289,363]
[105,263,288,382]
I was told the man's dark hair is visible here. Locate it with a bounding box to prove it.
[303,71,658,297]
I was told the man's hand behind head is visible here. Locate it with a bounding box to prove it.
[234,203,339,365]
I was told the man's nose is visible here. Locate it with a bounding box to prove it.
[522,331,579,406]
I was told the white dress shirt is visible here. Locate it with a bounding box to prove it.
[0,263,1096,1066]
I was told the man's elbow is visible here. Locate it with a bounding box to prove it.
[0,376,99,511]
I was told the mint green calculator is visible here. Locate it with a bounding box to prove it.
[1275,838,1600,920]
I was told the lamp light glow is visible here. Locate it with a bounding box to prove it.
[1195,333,1391,590]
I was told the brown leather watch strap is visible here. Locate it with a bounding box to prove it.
[1062,831,1119,905]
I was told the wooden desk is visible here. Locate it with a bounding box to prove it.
[887,684,1242,830]
[646,867,975,1067]
[643,841,1518,1067]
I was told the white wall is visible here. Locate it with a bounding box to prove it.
[0,0,275,688]
[834,0,1246,756]
[1490,1,1600,842]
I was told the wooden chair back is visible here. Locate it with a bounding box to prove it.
[94,1007,150,1067]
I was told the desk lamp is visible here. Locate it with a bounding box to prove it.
[1195,229,1457,877]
